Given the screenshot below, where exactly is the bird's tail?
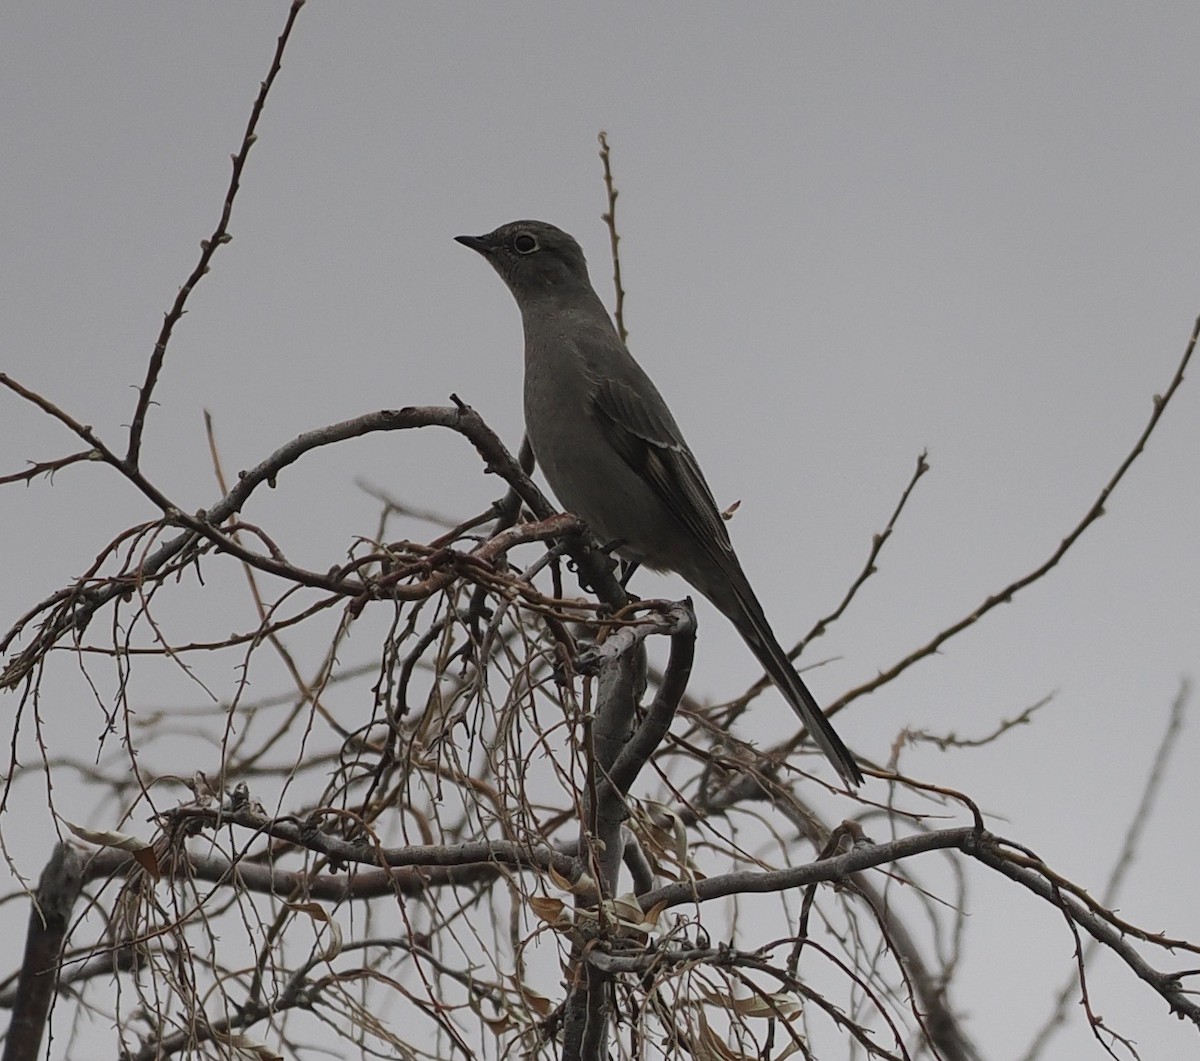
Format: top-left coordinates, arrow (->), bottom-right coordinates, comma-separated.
719,574 -> 863,787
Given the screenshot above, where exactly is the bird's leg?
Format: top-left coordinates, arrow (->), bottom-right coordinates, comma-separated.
596,536 -> 627,557
618,559 -> 641,590
595,537 -> 641,591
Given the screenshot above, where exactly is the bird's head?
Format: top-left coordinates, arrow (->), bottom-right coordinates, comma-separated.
456,220 -> 592,301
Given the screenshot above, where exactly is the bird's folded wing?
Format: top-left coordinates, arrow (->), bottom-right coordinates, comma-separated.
592,377 -> 736,558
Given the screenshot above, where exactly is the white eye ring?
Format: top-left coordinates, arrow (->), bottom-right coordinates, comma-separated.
512,232 -> 539,254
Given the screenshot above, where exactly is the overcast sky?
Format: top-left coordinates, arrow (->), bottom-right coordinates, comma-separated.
3,4 -> 1199,1057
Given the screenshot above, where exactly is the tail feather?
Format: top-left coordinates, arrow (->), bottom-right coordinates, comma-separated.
723,581 -> 863,787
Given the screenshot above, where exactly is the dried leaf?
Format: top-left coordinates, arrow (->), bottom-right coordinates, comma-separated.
696,1007 -> 748,1060
608,893 -> 645,924
210,1029 -> 284,1061
516,982 -> 553,1017
528,895 -> 567,926
699,984 -> 802,1019
286,901 -> 343,961
480,1012 -> 512,1035
64,821 -> 159,880
548,862 -> 597,898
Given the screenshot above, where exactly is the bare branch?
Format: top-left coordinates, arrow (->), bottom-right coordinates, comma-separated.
819,314 -> 1198,728
597,131 -> 628,342
125,0 -> 307,468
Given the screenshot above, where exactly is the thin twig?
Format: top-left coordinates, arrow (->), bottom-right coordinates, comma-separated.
819,314 -> 1198,728
1019,681 -> 1190,1061
598,131 -> 627,342
725,450 -> 930,720
125,0 -> 307,468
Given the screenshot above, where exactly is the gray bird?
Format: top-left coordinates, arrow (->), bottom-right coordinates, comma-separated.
456,220 -> 862,787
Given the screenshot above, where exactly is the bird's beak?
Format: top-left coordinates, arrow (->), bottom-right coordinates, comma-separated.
454,234 -> 491,254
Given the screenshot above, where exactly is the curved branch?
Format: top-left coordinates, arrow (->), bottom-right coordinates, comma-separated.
0,401 -> 623,689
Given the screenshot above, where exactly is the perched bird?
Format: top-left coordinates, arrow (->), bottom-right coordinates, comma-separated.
456,221 -> 862,786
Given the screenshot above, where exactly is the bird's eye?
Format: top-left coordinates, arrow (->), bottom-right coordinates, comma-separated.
512,232 -> 539,255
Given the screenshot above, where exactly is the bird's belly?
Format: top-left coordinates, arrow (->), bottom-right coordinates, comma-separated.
526,416 -> 672,569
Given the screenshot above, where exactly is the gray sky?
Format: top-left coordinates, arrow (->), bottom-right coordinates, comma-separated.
3,4 -> 1199,1057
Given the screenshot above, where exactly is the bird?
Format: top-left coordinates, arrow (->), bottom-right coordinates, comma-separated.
456,220 -> 862,787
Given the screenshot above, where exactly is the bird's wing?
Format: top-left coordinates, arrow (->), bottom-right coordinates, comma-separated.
592,377 -> 736,556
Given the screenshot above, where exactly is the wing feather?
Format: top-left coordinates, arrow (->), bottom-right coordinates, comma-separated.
591,378 -> 736,561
